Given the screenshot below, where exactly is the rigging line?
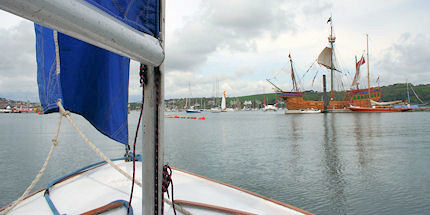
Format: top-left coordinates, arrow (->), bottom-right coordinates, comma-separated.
154,67 -> 161,215
301,60 -> 317,81
1,111 -> 63,215
56,100 -> 142,187
311,70 -> 320,87
127,64 -> 146,215
409,84 -> 425,104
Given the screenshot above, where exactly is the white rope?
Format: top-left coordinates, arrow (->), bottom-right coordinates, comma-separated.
2,101 -> 142,214
1,112 -> 63,215
53,30 -> 61,75
164,199 -> 192,215
56,100 -> 142,187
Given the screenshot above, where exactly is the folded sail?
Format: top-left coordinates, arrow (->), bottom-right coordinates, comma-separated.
370,100 -> 402,106
35,0 -> 160,145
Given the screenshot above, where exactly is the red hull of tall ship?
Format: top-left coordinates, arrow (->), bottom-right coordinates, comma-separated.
348,106 -> 411,112
277,87 -> 381,110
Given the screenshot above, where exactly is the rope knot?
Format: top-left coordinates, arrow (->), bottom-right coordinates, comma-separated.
140,64 -> 148,87
61,110 -> 70,117
162,164 -> 176,215
162,165 -> 172,194
51,139 -> 59,146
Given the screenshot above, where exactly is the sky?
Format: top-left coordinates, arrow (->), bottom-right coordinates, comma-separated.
0,0 -> 429,102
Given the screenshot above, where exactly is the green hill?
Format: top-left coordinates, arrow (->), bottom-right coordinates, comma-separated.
129,83 -> 429,110
381,83 -> 429,104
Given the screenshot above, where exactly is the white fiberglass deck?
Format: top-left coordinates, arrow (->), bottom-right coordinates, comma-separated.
3,160 -> 311,215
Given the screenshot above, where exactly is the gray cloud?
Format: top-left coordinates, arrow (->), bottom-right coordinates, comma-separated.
375,33 -> 430,85
301,0 -> 333,16
0,20 -> 37,101
165,0 -> 298,72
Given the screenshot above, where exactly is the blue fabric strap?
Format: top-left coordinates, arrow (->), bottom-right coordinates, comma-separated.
43,156 -> 142,214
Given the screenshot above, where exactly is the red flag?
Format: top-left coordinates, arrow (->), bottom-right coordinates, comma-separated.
356,55 -> 365,69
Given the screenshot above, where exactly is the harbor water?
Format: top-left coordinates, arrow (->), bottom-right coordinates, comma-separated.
1,111 -> 429,214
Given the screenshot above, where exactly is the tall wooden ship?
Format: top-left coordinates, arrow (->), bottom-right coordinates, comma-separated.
276,18 -> 380,110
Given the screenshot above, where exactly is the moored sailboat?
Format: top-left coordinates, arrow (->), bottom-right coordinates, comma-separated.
347,35 -> 410,112
275,18 -> 380,111
349,105 -> 411,112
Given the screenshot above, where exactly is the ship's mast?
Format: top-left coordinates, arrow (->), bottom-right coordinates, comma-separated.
367,34 -> 371,100
289,54 -> 299,92
406,81 -> 410,104
328,18 -> 336,100
352,55 -> 359,89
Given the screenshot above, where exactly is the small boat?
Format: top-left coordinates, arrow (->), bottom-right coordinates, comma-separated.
285,109 -> 321,114
185,108 -> 200,113
349,94 -> 412,112
263,104 -> 278,111
0,108 -> 12,113
349,106 -> 411,112
221,91 -> 227,112
210,107 -> 221,113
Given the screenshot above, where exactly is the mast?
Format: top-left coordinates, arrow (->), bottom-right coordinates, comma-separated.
367,34 -> 371,100
406,81 -> 410,104
351,56 -> 359,90
289,54 -> 299,92
328,18 -> 335,100
323,75 -> 328,112
215,79 -> 219,106
263,94 -> 266,107
143,0 -> 165,214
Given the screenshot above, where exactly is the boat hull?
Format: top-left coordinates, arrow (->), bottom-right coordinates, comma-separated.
185,110 -> 200,113
1,159 -> 312,215
285,109 -> 321,114
277,87 -> 381,110
348,106 -> 412,112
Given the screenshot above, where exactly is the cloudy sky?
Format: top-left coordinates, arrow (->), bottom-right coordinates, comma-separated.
0,0 -> 429,102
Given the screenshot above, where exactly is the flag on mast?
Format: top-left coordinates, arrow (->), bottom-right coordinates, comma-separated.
356,55 -> 366,69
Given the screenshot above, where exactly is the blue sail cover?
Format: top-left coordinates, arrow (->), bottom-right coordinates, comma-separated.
35,0 -> 160,145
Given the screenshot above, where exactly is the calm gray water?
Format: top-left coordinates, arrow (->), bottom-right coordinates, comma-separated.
1,111 -> 430,214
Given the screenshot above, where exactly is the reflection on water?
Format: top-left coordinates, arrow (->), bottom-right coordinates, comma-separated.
321,114 -> 346,214
286,115 -> 302,172
1,111 -> 430,214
